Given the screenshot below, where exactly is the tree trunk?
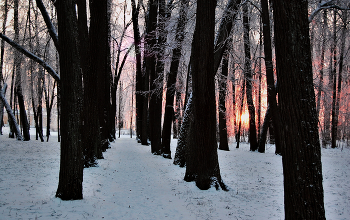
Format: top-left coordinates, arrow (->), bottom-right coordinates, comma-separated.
184,0 -> 226,190
213,0 -> 242,74
0,84 -> 22,140
316,10 -> 327,127
332,8 -> 347,149
162,0 -> 189,158
145,0 -> 159,153
218,51 -> 229,151
14,0 -> 30,141
243,2 -> 257,151
271,0 -> 326,218
131,0 -> 143,142
78,0 -> 102,167
90,0 -> 112,152
260,0 -> 282,154
0,0 -> 8,135
258,105 -> 270,153
55,0 -> 84,200
236,79 -> 245,148
174,93 -> 192,167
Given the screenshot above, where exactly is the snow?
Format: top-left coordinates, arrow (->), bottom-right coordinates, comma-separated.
0,127 -> 349,220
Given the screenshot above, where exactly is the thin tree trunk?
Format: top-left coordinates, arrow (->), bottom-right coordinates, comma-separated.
243,2 -> 257,151
218,51 -> 229,151
131,0 -> 143,142
0,0 -> 8,135
0,84 -> 22,140
236,79 -> 245,148
162,0 -> 189,158
332,8 -> 347,148
78,0 -> 102,166
145,0 -> 158,152
14,0 -> 30,141
317,10 -> 327,123
260,0 -> 282,154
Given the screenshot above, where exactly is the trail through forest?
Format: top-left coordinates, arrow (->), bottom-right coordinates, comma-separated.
0,129 -> 349,219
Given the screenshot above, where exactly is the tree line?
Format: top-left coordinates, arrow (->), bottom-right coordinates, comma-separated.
1,0 -> 349,219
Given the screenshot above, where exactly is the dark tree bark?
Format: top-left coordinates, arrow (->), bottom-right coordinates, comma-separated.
44,79 -> 56,142
260,0 -> 282,154
0,84 -> 22,140
55,0 -> 84,200
77,0 -> 102,167
151,0 -> 165,156
90,0 -> 112,152
162,0 -> 189,158
184,0 -> 226,191
131,0 -> 143,142
14,0 -> 30,141
145,0 -> 159,152
218,51 -> 229,151
242,2 -> 257,151
271,0 -> 326,218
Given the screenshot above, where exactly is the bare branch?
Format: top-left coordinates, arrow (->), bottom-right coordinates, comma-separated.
35,0 -> 59,49
0,33 -> 60,82
309,0 -> 350,23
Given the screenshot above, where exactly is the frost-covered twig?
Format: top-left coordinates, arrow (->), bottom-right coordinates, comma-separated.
309,0 -> 350,23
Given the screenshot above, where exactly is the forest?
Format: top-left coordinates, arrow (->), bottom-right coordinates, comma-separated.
0,0 -> 349,219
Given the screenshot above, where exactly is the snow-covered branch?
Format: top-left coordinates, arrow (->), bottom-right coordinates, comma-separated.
35,0 -> 59,49
0,33 -> 60,82
309,0 -> 350,23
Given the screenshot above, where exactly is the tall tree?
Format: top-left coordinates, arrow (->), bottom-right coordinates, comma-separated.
259,0 -> 282,154
145,0 -> 159,152
218,50 -> 229,151
332,7 -> 348,148
184,0 -> 226,190
55,0 -> 84,200
242,2 -> 257,151
0,0 -> 8,135
14,0 -> 30,141
90,0 -> 112,151
131,0 -> 143,142
271,0 -> 326,218
78,0 -> 102,167
162,0 -> 189,158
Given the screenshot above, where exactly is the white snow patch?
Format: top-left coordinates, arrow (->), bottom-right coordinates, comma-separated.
0,127 -> 349,219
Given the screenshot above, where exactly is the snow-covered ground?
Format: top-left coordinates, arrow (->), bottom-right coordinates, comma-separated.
0,127 -> 349,220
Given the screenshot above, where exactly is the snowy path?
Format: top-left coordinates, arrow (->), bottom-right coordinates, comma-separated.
0,132 -> 349,219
